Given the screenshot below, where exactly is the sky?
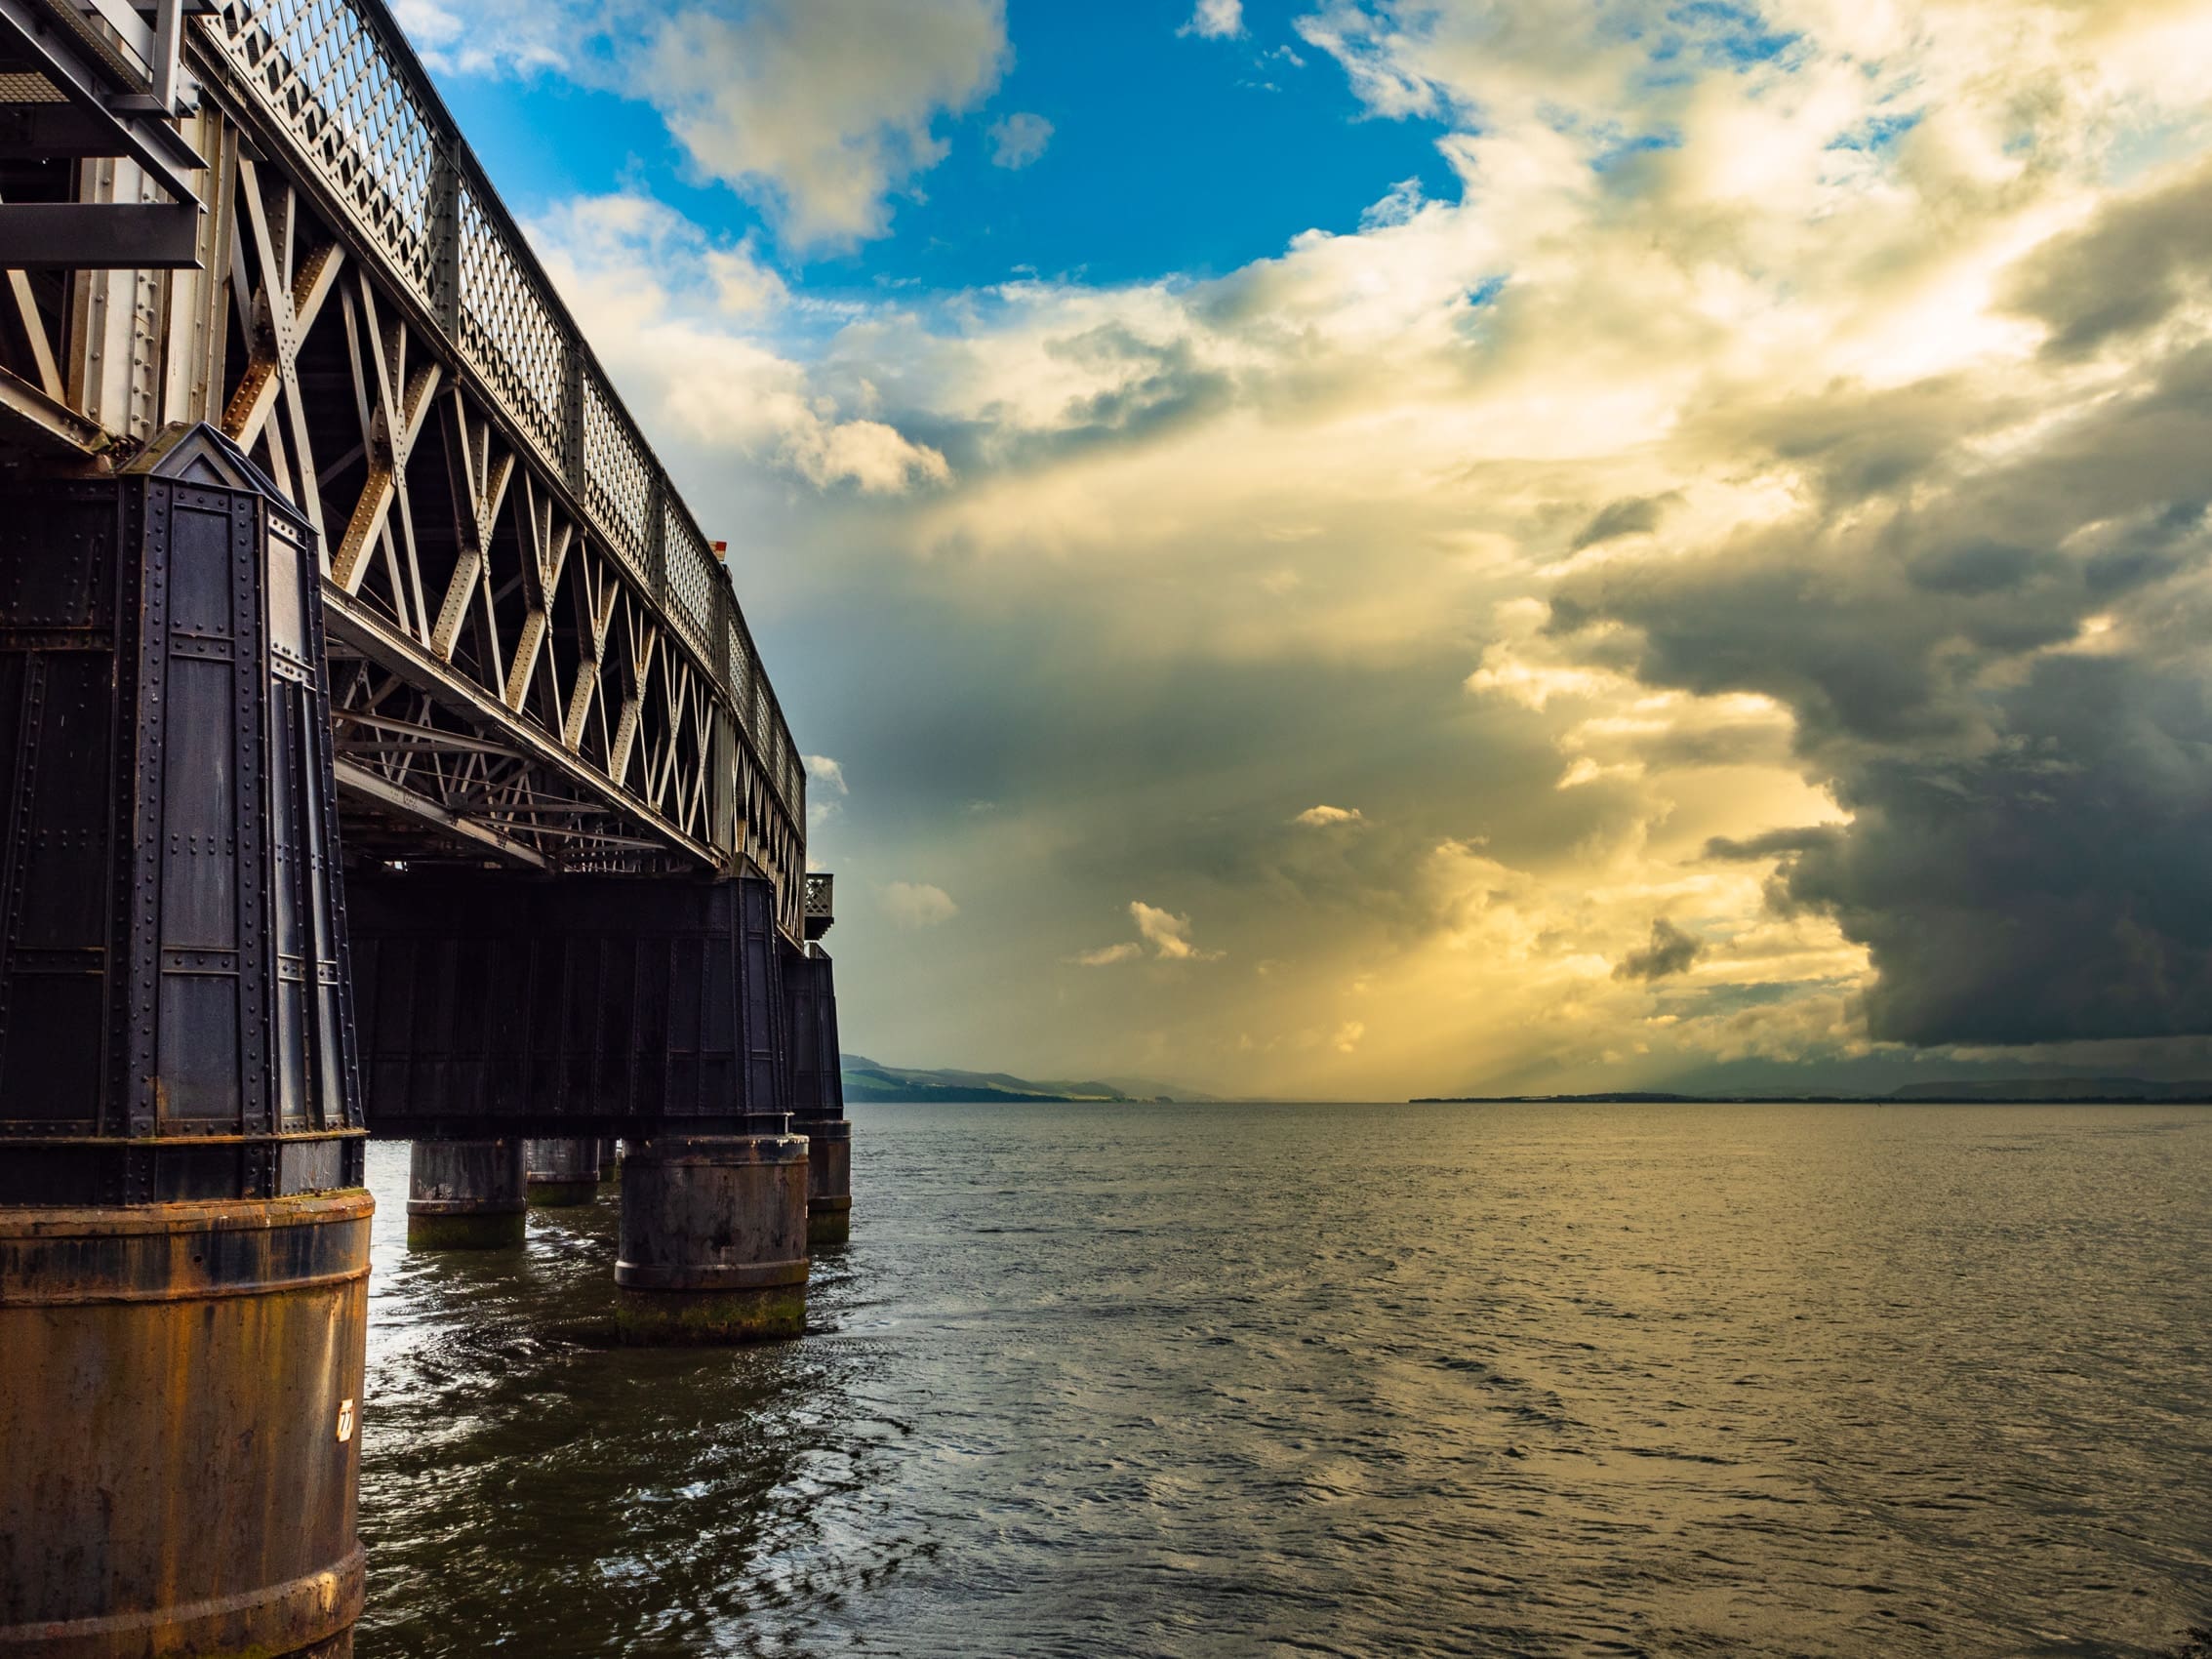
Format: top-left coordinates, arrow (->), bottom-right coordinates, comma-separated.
394,0 -> 2212,1099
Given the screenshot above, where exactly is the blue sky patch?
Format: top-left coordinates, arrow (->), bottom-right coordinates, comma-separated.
429,0 -> 1461,303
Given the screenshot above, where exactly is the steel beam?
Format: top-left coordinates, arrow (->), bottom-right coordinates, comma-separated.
0,200 -> 200,266
324,587 -> 722,871
333,756 -> 549,870
0,361 -> 105,452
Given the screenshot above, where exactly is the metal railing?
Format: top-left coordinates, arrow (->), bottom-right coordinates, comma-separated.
196,0 -> 809,828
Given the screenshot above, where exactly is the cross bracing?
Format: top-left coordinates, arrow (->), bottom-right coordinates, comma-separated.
0,0 -> 813,938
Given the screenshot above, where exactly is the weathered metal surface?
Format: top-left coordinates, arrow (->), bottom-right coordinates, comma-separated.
348,871 -> 792,1139
0,201 -> 201,266
804,872 -> 833,940
799,1118 -> 852,1247
783,946 -> 850,1242
0,425 -> 363,1206
783,947 -> 845,1121
0,1190 -> 371,1657
405,1137 -> 524,1250
523,1136 -> 599,1207
614,1133 -> 808,1344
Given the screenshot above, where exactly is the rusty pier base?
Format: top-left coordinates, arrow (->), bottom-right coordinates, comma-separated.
408,1139 -> 529,1249
794,1117 -> 852,1246
615,1131 -> 810,1343
526,1137 -> 602,1207
0,1195 -> 372,1659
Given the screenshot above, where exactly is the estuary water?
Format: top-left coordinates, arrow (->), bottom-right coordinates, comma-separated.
355,1103 -> 2212,1659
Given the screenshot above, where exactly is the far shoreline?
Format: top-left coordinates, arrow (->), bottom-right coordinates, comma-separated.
1410,1091 -> 2212,1106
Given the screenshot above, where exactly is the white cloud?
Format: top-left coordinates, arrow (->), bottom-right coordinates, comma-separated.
1293,804 -> 1365,827
1182,0 -> 1243,39
408,0 -> 1007,248
883,881 -> 959,928
1132,901 -> 1226,961
804,755 -> 849,830
770,0 -> 2212,1097
1359,177 -> 1426,231
1069,942 -> 1144,966
393,0 -> 568,73
531,194 -> 949,495
988,111 -> 1054,170
1334,1020 -> 1366,1053
647,0 -> 1005,247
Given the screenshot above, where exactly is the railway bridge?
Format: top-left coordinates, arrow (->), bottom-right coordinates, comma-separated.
0,0 -> 852,1651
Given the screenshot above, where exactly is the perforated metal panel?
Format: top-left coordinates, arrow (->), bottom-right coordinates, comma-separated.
457,182 -> 567,468
207,0 -> 442,306
664,504 -> 716,654
581,369 -> 654,569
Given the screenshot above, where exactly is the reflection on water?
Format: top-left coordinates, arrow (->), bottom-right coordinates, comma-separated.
357,1104 -> 2212,1658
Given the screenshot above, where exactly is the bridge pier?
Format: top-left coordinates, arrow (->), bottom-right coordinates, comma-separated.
0,431 -> 369,1658
615,1131 -> 810,1342
526,1137 -> 602,1207
785,947 -> 853,1246
408,1139 -> 529,1249
597,1138 -> 622,1182
352,872 -> 816,1342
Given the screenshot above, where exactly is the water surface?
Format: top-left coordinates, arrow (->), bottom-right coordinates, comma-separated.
357,1102 -> 2212,1657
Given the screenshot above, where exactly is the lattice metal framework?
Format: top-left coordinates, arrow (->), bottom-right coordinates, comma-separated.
0,0 -> 812,936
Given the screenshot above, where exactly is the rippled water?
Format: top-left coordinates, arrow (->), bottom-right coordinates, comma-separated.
356,1102 -> 2212,1658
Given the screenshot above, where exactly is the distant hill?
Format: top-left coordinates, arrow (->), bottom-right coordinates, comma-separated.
1887,1077 -> 2212,1103
840,1055 -> 1213,1105
1413,1077 -> 2212,1105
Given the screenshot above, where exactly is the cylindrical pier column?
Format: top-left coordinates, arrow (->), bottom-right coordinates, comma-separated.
615,1135 -> 810,1343
784,946 -> 853,1246
792,1116 -> 853,1246
408,1139 -> 528,1248
525,1138 -> 601,1207
0,433 -> 372,1657
0,1194 -> 372,1658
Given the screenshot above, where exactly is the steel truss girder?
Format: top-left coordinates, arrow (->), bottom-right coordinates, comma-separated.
0,9 -> 815,933
195,144 -> 802,906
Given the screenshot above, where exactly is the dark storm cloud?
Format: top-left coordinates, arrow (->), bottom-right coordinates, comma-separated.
1784,654 -> 2212,1044
2005,156 -> 2212,360
1704,827 -> 1838,862
1571,493 -> 1676,551
1615,918 -> 1703,982
1552,272 -> 2212,1045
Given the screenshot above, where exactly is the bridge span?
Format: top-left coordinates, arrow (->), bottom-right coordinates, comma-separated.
0,0 -> 854,1652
